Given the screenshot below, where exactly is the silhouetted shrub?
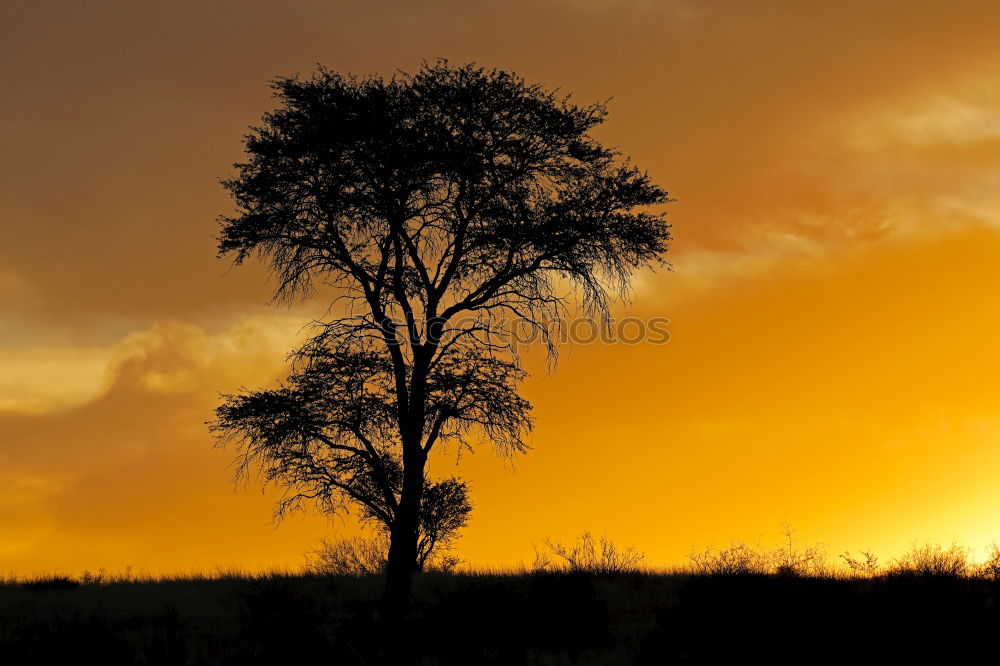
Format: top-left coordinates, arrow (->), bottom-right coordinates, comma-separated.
306,535 -> 388,575
687,525 -> 827,576
537,532 -> 644,574
688,541 -> 771,576
975,542 -> 1000,579
306,532 -> 463,575
840,549 -> 880,577
887,542 -> 971,578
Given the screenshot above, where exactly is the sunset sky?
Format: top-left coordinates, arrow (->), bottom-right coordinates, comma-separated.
6,0 -> 1000,575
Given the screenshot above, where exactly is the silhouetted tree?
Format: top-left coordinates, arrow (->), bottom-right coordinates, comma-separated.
212,346 -> 474,569
212,60 -> 671,613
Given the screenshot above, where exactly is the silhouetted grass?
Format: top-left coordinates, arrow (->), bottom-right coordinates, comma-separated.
4,563 -> 1000,664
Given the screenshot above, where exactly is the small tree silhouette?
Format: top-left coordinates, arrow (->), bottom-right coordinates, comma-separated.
211,60 -> 671,613
212,349 -> 473,569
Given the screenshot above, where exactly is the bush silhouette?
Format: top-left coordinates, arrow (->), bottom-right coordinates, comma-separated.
886,541 -> 972,578
536,532 -> 645,574
687,526 -> 827,577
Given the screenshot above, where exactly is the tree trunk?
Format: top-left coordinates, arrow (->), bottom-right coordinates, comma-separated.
383,450 -> 425,617
384,512 -> 418,615
383,349 -> 430,625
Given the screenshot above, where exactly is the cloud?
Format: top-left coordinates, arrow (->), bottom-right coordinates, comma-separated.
847,68 -> 1000,150
0,312 -> 309,416
667,58 -> 1000,286
0,313 -> 332,574
0,346 -> 113,414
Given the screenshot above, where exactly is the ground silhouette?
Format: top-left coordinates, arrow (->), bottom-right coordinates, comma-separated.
5,564 -> 1000,664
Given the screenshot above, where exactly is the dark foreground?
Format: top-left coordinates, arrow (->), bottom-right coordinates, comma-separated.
2,571 -> 1000,664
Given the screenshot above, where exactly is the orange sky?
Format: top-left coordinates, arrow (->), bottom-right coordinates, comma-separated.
5,0 -> 1000,574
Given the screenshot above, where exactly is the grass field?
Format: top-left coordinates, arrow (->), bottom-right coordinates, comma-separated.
3,566 -> 1000,664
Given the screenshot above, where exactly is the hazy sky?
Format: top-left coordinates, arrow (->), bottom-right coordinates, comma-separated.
5,0 -> 1000,573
